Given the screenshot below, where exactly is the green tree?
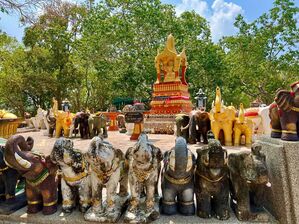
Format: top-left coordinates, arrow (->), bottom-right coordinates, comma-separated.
221,0 -> 299,105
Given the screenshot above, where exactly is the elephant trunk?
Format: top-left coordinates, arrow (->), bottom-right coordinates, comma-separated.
4,135 -> 34,171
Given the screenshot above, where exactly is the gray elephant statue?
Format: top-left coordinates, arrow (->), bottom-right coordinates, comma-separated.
195,139 -> 230,220
88,114 -> 108,138
175,113 -> 190,142
45,109 -> 56,137
84,136 -> 128,222
161,137 -> 195,216
124,133 -> 162,223
228,143 -> 271,221
50,138 -> 91,213
189,110 -> 211,144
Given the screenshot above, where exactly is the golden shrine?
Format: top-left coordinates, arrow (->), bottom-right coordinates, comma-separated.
150,34 -> 192,114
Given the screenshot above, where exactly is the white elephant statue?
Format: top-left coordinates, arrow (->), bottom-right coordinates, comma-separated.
245,106 -> 271,135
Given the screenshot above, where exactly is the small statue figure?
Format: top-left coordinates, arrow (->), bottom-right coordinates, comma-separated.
124,133 -> 162,223
269,81 -> 299,141
50,138 -> 91,213
61,98 -> 71,112
45,109 -> 56,137
3,135 -> 58,215
228,143 -> 272,221
195,139 -> 230,220
161,137 -> 196,216
84,136 -> 128,223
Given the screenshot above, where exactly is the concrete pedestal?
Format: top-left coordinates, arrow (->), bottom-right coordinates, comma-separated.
256,136 -> 299,224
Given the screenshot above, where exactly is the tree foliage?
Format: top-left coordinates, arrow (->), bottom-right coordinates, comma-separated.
0,0 -> 298,115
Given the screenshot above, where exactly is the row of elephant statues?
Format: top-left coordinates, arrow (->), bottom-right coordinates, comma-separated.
177,81 -> 299,146
0,133 -> 271,222
175,102 -> 256,147
24,99 -> 109,139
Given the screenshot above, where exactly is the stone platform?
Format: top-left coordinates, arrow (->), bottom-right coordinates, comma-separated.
0,131 -> 278,223
257,136 -> 299,224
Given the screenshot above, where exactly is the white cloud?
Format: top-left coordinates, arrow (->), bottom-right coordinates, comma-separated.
175,0 -> 208,17
210,0 -> 244,42
175,0 -> 244,42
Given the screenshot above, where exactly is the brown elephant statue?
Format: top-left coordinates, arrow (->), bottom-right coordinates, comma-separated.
3,135 -> 58,215
189,110 -> 210,144
228,143 -> 271,221
269,81 -> 299,141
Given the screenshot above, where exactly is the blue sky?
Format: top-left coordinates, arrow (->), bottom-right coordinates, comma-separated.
0,0 -> 280,42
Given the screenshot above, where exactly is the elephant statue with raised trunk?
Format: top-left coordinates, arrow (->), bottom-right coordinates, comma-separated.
189,110 -> 210,144
52,98 -> 74,138
0,138 -> 19,201
161,137 -> 196,216
228,143 -> 272,221
124,133 -> 162,223
269,81 -> 299,141
175,113 -> 190,142
3,135 -> 58,215
50,138 -> 91,213
234,103 -> 253,146
195,139 -> 230,220
210,87 -> 236,146
84,136 -> 128,223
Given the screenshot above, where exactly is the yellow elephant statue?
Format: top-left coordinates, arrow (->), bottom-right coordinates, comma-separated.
234,103 -> 253,146
209,87 -> 236,146
52,98 -> 74,138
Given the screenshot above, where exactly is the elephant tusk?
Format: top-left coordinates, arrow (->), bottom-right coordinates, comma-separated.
266,182 -> 272,187
14,152 -> 32,169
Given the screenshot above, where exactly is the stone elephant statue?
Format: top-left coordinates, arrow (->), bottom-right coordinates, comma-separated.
175,113 -> 190,142
3,135 -> 58,215
74,112 -> 90,139
50,138 -> 91,213
84,136 -> 128,222
0,138 -> 19,201
228,143 -> 271,221
161,137 -> 196,216
269,81 -> 299,141
124,133 -> 162,223
88,114 -> 108,138
189,110 -> 210,144
195,139 -> 229,220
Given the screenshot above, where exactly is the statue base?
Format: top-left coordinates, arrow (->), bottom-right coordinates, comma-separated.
124,196 -> 160,223
0,192 -> 27,215
130,123 -> 143,141
84,194 -> 129,223
256,136 -> 299,224
150,82 -> 192,114
143,114 -> 175,134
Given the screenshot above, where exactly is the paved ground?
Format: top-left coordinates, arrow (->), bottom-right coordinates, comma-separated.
0,129 -> 277,224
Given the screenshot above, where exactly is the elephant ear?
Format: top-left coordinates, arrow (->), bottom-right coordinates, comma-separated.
275,90 -> 294,112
